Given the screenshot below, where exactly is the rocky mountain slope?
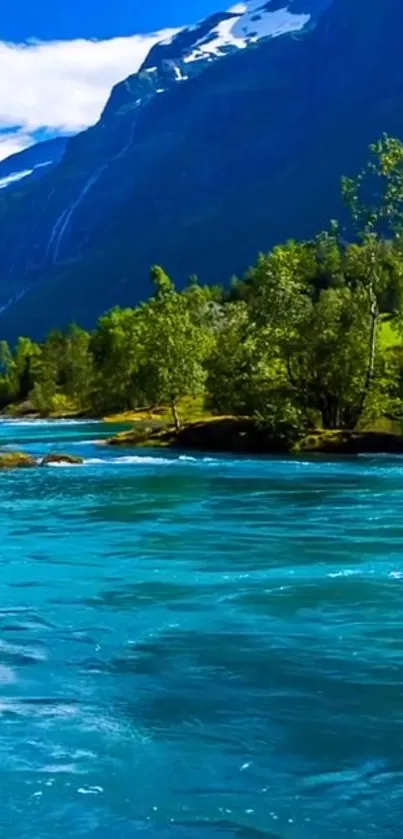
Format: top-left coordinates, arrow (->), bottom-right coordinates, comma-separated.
0,0 -> 401,339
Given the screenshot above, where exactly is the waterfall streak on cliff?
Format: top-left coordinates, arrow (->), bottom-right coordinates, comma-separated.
48,115 -> 140,265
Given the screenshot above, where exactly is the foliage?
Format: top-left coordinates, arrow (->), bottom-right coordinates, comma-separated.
341,136 -> 403,419
91,307 -> 146,413
342,135 -> 403,236
205,302 -> 258,415
284,283 -> 391,429
137,267 -> 213,429
2,136 -> 403,440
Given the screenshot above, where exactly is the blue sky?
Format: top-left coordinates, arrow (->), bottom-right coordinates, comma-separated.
0,0 -> 225,161
2,1 -> 223,42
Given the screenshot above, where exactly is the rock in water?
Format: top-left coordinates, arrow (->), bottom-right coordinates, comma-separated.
0,452 -> 36,469
40,453 -> 84,466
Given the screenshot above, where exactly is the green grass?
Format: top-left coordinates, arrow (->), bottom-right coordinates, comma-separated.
104,396 -> 217,426
379,316 -> 402,350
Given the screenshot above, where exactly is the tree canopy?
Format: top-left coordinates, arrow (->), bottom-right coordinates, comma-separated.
2,136 -> 403,442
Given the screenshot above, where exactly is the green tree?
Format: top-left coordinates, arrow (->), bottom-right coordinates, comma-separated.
244,241 -> 315,341
285,284 -> 380,428
0,340 -> 14,408
61,325 -> 94,408
12,337 -> 42,401
91,307 -> 146,413
206,302 -> 256,414
342,135 -> 403,417
141,267 -> 212,431
28,327 -> 94,414
239,232 -> 402,430
0,340 -> 12,375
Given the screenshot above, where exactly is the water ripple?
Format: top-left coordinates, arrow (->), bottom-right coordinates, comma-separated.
1,421 -> 403,837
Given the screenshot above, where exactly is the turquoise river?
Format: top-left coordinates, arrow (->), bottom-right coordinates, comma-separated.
0,419 -> 402,839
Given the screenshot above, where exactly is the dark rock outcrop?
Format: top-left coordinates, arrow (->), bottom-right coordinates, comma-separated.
40,453 -> 84,466
0,451 -> 84,469
296,431 -> 403,455
106,419 -> 403,456
107,418 -> 290,453
173,418 -> 289,453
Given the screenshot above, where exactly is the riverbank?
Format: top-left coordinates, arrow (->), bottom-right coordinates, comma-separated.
4,403 -> 403,458
1,396 -> 208,425
106,417 -> 403,456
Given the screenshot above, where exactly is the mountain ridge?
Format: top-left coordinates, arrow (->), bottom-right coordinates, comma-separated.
102,0 -> 325,120
0,0 -> 401,340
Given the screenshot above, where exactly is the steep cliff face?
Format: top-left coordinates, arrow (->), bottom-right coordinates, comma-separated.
0,0 -> 401,339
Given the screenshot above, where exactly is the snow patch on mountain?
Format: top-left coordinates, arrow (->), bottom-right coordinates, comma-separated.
102,1 -> 315,121
0,138 -> 66,192
0,160 -> 53,190
0,169 -> 33,190
182,2 -> 311,64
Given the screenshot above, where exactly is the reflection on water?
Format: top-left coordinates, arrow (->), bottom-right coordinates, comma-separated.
1,421 -> 403,837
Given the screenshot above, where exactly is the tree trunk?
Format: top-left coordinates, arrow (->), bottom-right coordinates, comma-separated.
171,401 -> 181,433
355,283 -> 378,426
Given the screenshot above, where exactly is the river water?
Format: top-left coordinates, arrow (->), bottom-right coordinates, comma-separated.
0,419 -> 402,838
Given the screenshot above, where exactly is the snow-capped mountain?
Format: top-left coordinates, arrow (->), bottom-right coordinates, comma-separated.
181,1 -> 311,58
103,0 -> 326,119
0,138 -> 67,192
0,0 -> 401,340
146,0 -> 315,69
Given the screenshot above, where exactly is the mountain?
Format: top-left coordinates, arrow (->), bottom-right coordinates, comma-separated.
0,0 -> 401,339
101,0 -> 328,121
0,138 -> 67,192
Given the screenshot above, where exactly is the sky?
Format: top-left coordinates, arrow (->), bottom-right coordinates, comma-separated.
0,0 -> 225,162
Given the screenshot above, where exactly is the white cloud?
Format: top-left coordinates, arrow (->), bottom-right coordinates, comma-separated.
0,132 -> 34,160
0,28 -> 180,161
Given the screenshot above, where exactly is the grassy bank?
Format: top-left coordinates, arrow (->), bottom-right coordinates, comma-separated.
5,394 -> 403,458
